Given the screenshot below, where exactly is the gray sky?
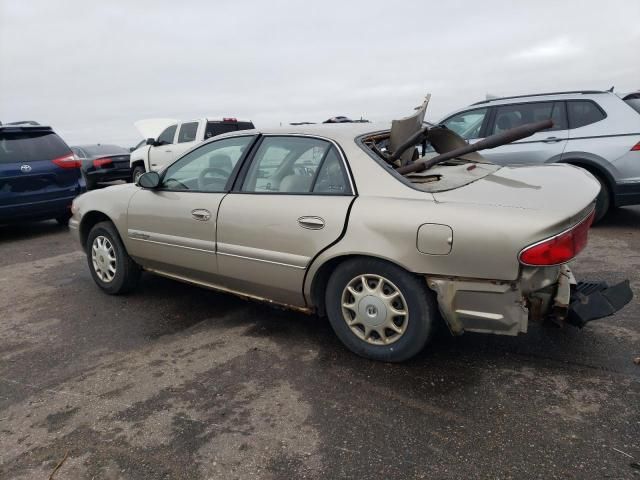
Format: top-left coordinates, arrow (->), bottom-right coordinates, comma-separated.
1,0 -> 639,146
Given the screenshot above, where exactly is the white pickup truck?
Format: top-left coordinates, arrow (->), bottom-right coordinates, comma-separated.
129,117 -> 254,181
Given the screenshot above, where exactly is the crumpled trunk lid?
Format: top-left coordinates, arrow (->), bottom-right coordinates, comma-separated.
433,163 -> 599,218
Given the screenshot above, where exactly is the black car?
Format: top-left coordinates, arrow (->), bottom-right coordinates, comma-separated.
71,144 -> 131,190
0,122 -> 83,224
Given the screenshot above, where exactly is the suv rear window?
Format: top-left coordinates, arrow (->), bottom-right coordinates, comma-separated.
567,101 -> 606,128
205,121 -> 255,139
0,130 -> 71,164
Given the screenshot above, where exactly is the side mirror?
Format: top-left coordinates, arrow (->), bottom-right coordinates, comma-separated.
137,171 -> 161,189
129,146 -> 135,152
146,138 -> 156,146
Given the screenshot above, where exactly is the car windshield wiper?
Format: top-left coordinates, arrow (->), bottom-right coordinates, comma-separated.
389,119 -> 553,175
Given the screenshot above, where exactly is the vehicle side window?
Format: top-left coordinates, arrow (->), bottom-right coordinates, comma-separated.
157,125 -> 177,145
312,148 -> 349,194
161,136 -> 254,192
491,102 -> 565,134
567,101 -> 606,129
177,122 -> 198,143
442,108 -> 488,140
241,136 -> 333,194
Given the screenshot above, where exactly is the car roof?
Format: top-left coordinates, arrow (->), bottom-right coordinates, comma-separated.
212,122 -> 388,144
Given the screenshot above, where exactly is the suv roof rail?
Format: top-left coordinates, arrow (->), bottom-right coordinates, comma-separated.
471,90 -> 608,105
5,120 -> 41,126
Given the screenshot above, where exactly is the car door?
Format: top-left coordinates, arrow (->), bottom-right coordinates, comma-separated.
148,124 -> 178,171
126,135 -> 256,283
216,135 -> 355,307
479,101 -> 569,165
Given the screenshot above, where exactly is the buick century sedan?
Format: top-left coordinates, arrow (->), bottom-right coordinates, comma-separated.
69,105 -> 632,362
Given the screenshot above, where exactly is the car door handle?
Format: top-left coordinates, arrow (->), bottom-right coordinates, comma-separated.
543,136 -> 562,143
165,149 -> 172,153
191,209 -> 211,221
298,216 -> 325,230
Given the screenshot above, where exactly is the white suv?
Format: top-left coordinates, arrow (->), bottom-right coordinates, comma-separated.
437,90 -> 640,221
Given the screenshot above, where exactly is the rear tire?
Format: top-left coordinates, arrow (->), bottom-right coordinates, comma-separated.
86,221 -> 141,294
132,165 -> 146,183
325,258 -> 436,362
592,174 -> 611,223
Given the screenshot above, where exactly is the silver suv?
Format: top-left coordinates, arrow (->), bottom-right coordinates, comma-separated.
437,90 -> 640,221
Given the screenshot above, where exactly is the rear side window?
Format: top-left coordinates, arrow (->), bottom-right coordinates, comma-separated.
177,122 -> 198,143
491,102 -> 566,134
157,125 -> 177,145
567,101 -> 606,129
0,131 -> 71,164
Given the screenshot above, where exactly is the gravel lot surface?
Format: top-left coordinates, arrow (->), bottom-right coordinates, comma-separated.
1,207 -> 639,479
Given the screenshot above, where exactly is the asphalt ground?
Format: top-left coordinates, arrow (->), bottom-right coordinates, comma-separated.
1,206 -> 639,479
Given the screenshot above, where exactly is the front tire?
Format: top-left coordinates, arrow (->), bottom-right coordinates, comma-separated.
86,221 -> 141,294
325,258 -> 437,362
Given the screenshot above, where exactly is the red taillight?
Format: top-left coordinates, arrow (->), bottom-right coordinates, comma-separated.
631,141 -> 640,151
52,153 -> 82,169
519,211 -> 595,266
222,117 -> 237,122
92,157 -> 113,168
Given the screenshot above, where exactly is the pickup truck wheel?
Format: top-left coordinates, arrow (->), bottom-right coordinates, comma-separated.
325,258 -> 436,362
86,221 -> 140,294
592,174 -> 610,223
132,165 -> 146,183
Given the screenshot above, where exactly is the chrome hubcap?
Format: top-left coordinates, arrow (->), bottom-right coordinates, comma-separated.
341,274 -> 408,345
91,235 -> 117,283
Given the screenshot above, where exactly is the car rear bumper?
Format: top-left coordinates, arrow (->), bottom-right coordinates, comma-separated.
0,195 -> 76,223
614,181 -> 640,207
427,265 -> 633,336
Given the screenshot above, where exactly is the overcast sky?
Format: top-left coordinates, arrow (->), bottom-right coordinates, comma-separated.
1,0 -> 639,146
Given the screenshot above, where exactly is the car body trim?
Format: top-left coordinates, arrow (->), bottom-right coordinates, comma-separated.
128,231 -> 215,254
216,242 -> 307,270
144,266 -> 312,313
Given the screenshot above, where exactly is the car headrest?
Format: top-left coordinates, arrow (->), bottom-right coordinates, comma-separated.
279,174 -> 312,193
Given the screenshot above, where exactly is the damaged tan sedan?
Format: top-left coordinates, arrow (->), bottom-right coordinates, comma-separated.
69,100 -> 632,362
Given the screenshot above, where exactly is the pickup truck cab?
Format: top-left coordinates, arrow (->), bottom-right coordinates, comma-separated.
129,117 -> 254,181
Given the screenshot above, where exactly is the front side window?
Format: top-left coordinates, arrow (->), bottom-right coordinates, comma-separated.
241,136 -> 346,194
161,136 -> 254,192
491,102 -> 566,134
442,108 -> 488,140
177,122 -> 198,143
567,101 -> 606,129
157,125 -> 177,145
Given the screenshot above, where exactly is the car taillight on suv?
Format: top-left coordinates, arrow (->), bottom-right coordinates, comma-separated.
631,141 -> 640,151
52,153 -> 82,169
519,210 -> 595,266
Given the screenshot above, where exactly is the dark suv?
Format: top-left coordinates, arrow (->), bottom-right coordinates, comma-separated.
0,122 -> 84,224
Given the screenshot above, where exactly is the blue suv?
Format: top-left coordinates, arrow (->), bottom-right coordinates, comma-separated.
0,122 -> 84,225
